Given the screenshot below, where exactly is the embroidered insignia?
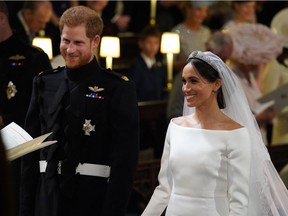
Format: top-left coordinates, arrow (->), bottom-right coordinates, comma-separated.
8,54 -> 26,61
6,81 -> 17,99
121,76 -> 129,81
82,119 -> 95,136
87,86 -> 104,99
85,93 -> 104,99
88,86 -> 104,92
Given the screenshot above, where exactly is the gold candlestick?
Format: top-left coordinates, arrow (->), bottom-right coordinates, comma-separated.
160,32 -> 180,91
150,0 -> 157,25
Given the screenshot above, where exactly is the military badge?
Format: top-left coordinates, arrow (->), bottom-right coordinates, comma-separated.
8,54 -> 26,61
6,81 -> 17,99
86,86 -> 105,99
82,119 -> 95,136
88,86 -> 104,92
121,76 -> 129,81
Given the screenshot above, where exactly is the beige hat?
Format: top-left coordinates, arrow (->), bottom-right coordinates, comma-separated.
228,23 -> 285,65
271,8 -> 288,48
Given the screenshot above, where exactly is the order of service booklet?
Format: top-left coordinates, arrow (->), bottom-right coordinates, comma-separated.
0,122 -> 57,161
252,83 -> 288,115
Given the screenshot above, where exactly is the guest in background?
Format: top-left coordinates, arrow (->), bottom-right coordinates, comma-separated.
222,1 -> 269,90
101,0 -> 133,33
85,1 -> 109,17
171,0 -> 212,72
128,25 -> 166,161
262,9 -> 288,187
262,47 -> 288,146
0,0 -> 52,133
223,1 -> 257,29
228,23 -> 284,145
261,8 -> 288,146
0,1 -> 52,215
204,1 -> 233,31
156,1 -> 184,32
85,0 -> 120,36
129,25 -> 167,102
9,1 -> 53,45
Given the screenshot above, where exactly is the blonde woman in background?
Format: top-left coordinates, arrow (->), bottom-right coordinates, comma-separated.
171,0 -> 212,72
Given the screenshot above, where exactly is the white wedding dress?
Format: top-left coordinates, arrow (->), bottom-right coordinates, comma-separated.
142,120 -> 252,216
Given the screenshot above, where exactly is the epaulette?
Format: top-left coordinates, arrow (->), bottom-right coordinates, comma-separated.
38,66 -> 65,76
106,68 -> 129,81
32,45 -> 46,53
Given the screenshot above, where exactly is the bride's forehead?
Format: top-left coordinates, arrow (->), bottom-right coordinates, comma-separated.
183,64 -> 201,77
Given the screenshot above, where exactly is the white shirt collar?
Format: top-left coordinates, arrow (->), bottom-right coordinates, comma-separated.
141,52 -> 156,69
17,10 -> 30,36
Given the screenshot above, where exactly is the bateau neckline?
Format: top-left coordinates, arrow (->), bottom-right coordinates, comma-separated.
171,119 -> 246,132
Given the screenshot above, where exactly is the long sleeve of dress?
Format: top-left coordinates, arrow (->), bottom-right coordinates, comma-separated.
227,128 -> 251,216
141,124 -> 172,216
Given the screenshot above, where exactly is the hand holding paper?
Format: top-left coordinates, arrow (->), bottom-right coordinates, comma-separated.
257,83 -> 288,113
0,122 -> 57,161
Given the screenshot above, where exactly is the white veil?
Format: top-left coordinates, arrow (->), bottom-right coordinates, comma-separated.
183,51 -> 288,215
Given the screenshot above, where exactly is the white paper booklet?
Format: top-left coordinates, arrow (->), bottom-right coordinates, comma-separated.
257,83 -> 288,112
0,122 -> 57,161
252,100 -> 275,115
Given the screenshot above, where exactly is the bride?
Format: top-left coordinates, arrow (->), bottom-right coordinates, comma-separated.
141,51 -> 288,216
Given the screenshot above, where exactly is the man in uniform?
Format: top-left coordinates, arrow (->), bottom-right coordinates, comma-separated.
0,2 -> 52,215
20,5 -> 139,216
0,1 -> 52,129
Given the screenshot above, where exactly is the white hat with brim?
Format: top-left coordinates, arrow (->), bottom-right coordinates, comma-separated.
228,23 -> 285,65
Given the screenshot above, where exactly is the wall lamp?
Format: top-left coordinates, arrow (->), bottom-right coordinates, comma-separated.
100,36 -> 120,69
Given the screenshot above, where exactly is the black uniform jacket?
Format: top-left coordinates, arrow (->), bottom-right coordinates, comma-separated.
20,58 -> 139,216
10,15 -> 31,45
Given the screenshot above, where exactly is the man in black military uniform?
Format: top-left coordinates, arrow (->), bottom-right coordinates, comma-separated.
0,2 -> 52,215
20,5 -> 139,216
0,2 -> 52,129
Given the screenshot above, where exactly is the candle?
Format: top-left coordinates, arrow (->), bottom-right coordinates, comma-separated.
150,0 -> 157,25
167,53 -> 173,83
166,53 -> 173,90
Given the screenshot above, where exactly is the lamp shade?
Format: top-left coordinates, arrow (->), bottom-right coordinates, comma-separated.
100,36 -> 120,58
32,37 -> 53,60
160,32 -> 180,54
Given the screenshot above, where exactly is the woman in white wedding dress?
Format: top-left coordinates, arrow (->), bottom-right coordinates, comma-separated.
142,51 -> 288,216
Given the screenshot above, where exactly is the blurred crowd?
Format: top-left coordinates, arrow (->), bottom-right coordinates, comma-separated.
4,1 -> 287,55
